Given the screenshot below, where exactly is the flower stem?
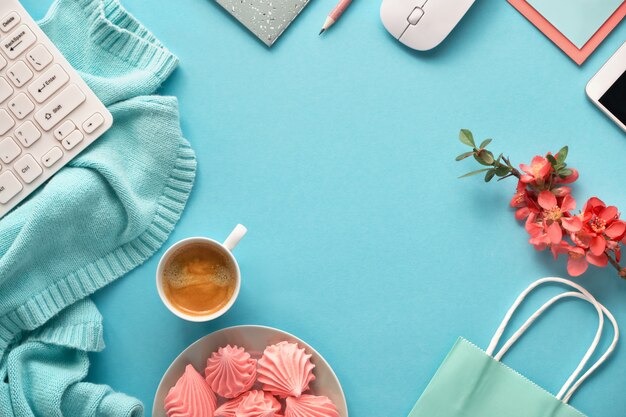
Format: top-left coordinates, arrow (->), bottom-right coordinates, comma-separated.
606,251 -> 626,279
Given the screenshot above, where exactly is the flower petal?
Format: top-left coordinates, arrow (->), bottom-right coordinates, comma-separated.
587,252 -> 608,268
534,156 -> 552,178
561,194 -> 576,212
519,164 -> 532,174
589,235 -> 606,256
568,255 -> 588,277
515,207 -> 530,221
562,216 -> 582,232
600,206 -> 618,222
551,241 -> 569,259
605,221 -> 626,239
547,222 -> 562,244
538,191 -> 557,210
584,197 -> 604,214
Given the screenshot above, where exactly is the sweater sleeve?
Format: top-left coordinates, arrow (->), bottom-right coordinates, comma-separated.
38,0 -> 179,105
1,299 -> 143,417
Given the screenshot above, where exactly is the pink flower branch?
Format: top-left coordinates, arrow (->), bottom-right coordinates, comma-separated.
457,129 -> 626,279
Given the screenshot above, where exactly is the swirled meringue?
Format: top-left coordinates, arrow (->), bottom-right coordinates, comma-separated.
215,394 -> 246,417
236,390 -> 282,417
205,345 -> 257,398
285,395 -> 339,417
257,341 -> 315,398
165,364 -> 217,417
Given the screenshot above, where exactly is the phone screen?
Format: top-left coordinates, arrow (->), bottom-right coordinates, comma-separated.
600,70 -> 626,125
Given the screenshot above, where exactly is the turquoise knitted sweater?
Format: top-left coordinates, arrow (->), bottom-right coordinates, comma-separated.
0,0 -> 196,416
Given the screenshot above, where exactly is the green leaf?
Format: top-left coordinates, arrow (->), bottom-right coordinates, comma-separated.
495,165 -> 510,176
459,168 -> 490,179
557,146 -> 568,163
455,151 -> 474,161
560,168 -> 573,178
459,129 -> 475,147
474,150 -> 495,165
546,154 -> 557,166
485,170 -> 496,182
479,138 -> 493,149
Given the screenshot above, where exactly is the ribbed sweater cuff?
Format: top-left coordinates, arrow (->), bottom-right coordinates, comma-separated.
42,0 -> 179,84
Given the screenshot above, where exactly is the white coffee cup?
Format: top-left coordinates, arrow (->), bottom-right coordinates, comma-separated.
156,224 -> 247,322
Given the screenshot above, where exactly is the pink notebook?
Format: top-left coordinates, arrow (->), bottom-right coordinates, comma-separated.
509,0 -> 626,65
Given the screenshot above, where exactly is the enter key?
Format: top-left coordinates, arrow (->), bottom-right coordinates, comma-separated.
27,64 -> 69,103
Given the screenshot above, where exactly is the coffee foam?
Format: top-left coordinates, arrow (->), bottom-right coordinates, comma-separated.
163,244 -> 235,289
165,261 -> 232,289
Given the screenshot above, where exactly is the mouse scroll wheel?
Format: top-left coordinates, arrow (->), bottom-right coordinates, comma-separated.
407,7 -> 424,25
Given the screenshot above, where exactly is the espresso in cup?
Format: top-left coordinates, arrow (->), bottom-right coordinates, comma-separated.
161,243 -> 237,316
157,225 -> 247,322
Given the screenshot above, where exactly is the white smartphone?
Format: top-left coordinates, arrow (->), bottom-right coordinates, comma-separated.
586,41 -> 626,133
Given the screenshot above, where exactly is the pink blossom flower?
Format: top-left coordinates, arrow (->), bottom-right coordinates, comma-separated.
537,191 -> 582,235
510,181 -> 538,220
562,245 -> 588,276
581,197 -> 626,256
525,213 -> 551,250
553,243 -> 608,277
520,156 -> 552,185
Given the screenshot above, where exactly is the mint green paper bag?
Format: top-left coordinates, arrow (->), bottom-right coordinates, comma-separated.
408,278 -> 619,417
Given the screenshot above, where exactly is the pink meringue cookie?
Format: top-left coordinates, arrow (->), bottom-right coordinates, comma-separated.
236,390 -> 282,417
205,345 -> 257,398
285,395 -> 339,417
257,341 -> 315,398
215,394 -> 246,417
165,364 -> 217,417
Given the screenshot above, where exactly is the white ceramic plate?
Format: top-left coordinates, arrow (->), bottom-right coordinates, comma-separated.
153,325 -> 348,417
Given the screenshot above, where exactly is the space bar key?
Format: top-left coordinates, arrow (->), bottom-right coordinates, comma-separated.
35,84 -> 86,131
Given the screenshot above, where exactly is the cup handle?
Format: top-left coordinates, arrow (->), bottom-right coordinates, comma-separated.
223,224 -> 247,251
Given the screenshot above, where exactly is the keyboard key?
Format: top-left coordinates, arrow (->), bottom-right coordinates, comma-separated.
0,78 -> 13,103
0,110 -> 15,135
7,60 -> 33,87
0,55 -> 6,71
8,93 -> 34,119
14,154 -> 42,184
83,113 -> 104,134
26,44 -> 53,71
41,146 -> 63,168
61,130 -> 83,150
15,121 -> 40,147
35,84 -> 86,131
0,137 -> 21,163
54,120 -> 76,141
3,25 -> 37,59
0,171 -> 22,204
0,12 -> 20,33
28,64 -> 69,103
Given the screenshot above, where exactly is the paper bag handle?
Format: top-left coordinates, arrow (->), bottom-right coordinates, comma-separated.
486,277 -> 619,403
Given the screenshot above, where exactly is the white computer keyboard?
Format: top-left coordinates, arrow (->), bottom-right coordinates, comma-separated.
0,0 -> 113,219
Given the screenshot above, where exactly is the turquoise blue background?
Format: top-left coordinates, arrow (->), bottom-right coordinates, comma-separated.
22,0 -> 626,416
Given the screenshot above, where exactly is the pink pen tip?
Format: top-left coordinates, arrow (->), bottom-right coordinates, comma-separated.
319,28 -> 325,35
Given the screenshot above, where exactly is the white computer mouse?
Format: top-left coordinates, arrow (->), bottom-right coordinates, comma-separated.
380,0 -> 476,51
